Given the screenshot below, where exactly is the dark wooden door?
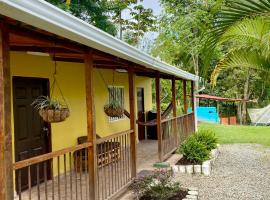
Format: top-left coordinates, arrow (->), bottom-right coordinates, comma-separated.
137,88 -> 145,140
13,77 -> 51,191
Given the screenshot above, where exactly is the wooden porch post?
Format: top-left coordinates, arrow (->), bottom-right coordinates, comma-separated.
191,81 -> 195,112
172,77 -> 177,117
85,49 -> 97,200
155,73 -> 162,161
183,79 -> 187,114
0,22 -> 13,200
128,67 -> 137,178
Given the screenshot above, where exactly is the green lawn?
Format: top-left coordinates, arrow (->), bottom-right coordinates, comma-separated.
199,123 -> 270,146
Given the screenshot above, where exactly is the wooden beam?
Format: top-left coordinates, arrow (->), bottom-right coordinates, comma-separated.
0,22 -> 13,200
172,77 -> 177,117
183,80 -> 187,114
8,25 -> 85,53
85,49 -> 97,200
128,67 -> 137,178
155,73 -> 162,161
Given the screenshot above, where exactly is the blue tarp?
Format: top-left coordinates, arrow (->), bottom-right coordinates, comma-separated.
188,107 -> 220,123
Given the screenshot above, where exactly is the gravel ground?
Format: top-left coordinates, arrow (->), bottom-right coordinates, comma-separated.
174,144 -> 270,200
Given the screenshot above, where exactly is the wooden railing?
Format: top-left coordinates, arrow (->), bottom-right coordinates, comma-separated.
96,130 -> 133,200
161,112 -> 195,160
13,142 -> 92,200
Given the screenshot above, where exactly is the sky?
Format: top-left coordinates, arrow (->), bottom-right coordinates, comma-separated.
141,0 -> 162,15
122,0 -> 162,19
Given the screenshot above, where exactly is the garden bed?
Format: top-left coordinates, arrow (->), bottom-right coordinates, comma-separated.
172,145 -> 220,175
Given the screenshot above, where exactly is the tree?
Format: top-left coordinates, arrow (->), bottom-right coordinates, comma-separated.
46,0 -> 117,35
109,1 -> 157,46
152,0 -> 224,90
123,4 -> 157,46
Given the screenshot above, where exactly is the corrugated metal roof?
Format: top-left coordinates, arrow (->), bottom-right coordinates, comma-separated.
0,0 -> 198,81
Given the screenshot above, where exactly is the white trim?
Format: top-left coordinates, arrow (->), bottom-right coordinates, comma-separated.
0,0 -> 198,81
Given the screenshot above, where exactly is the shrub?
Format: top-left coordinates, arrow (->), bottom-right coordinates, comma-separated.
177,135 -> 210,164
195,129 -> 218,151
130,171 -> 181,200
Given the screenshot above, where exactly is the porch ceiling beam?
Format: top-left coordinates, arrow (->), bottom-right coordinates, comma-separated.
0,22 -> 13,200
10,46 -> 80,54
8,24 -> 85,53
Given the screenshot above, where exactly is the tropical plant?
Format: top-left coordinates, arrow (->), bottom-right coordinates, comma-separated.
32,96 -> 70,123
204,0 -> 270,85
32,96 -> 64,110
177,135 -> 210,164
194,129 -> 218,151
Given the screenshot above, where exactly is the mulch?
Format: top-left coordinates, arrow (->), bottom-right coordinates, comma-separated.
176,156 -> 202,165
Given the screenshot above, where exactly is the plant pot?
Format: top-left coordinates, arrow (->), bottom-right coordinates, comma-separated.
194,165 -> 202,174
104,106 -> 124,118
39,108 -> 70,123
186,165 -> 194,174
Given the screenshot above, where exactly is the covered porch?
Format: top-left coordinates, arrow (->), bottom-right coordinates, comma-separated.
0,1 -> 197,200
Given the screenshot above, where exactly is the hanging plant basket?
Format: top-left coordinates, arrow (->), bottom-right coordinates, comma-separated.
104,104 -> 124,118
32,96 -> 70,123
39,108 -> 70,123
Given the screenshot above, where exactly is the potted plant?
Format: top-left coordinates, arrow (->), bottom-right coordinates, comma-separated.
32,96 -> 70,123
104,100 -> 124,118
104,86 -> 124,118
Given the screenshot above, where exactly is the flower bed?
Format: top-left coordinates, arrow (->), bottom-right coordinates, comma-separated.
172,144 -> 220,176
172,129 -> 219,176
130,170 -> 199,200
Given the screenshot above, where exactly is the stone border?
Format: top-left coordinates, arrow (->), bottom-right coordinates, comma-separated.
182,187 -> 199,200
172,144 -> 220,176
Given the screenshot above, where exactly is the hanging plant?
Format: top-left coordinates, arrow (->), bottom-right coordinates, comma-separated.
32,43 -> 70,123
99,69 -> 125,118
104,98 -> 124,118
32,96 -> 70,123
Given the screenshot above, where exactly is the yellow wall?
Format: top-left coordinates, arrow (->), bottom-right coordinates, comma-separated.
10,52 -> 152,159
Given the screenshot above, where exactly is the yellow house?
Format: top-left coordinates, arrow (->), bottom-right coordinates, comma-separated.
0,1 -> 198,200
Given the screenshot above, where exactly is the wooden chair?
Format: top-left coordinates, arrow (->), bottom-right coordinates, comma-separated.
74,135 -> 121,171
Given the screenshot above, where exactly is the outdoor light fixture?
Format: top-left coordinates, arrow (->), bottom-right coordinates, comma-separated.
27,51 -> 50,57
116,69 -> 128,73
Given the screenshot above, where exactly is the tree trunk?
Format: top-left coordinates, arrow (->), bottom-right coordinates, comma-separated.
242,69 -> 251,125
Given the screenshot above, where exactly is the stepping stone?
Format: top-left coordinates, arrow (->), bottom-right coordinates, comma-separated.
153,162 -> 170,169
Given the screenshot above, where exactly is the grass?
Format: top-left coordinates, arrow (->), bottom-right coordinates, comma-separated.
199,123 -> 270,147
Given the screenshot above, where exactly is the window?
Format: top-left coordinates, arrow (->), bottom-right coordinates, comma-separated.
108,86 -> 125,122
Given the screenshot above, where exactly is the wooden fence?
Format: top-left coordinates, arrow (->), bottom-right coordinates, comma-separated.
13,142 -> 92,200
161,112 -> 195,161
96,130 -> 133,200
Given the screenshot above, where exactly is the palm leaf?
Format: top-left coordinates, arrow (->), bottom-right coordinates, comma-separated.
211,49 -> 270,86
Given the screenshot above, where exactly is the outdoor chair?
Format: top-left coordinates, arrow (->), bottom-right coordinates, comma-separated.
74,135 -> 121,171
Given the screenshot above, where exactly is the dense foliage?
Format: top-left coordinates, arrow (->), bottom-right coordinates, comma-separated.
194,130 -> 218,151
177,135 -> 210,163
151,0 -> 270,124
